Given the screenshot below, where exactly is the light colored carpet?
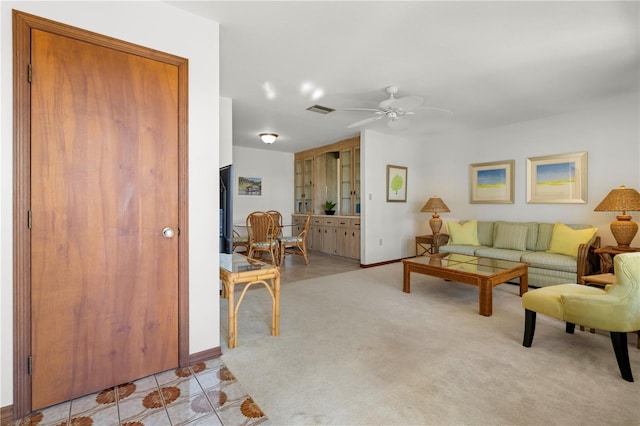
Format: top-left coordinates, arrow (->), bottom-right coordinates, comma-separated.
220,263 -> 640,425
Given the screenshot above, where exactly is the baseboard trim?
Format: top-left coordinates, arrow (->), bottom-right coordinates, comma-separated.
360,258 -> 402,268
1,405 -> 13,426
188,347 -> 222,365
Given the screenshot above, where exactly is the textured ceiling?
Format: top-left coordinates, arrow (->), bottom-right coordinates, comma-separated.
168,1 -> 639,153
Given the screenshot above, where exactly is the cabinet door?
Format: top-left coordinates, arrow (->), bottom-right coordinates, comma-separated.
322,218 -> 337,254
353,147 -> 361,214
303,158 -> 314,213
340,148 -> 352,215
294,161 -> 304,213
335,218 -> 350,257
349,218 -> 361,259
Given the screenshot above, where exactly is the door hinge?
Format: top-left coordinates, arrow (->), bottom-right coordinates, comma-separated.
28,356 -> 33,375
28,210 -> 32,229
28,64 -> 32,83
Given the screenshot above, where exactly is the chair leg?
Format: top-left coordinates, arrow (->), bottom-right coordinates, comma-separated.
611,332 -> 634,382
523,309 -> 536,347
566,322 -> 575,334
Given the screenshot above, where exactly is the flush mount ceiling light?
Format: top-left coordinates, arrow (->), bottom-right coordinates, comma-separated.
259,132 -> 278,144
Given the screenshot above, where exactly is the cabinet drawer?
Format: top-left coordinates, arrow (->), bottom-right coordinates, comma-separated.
311,217 -> 323,226
350,218 -> 361,229
322,217 -> 337,227
336,218 -> 350,228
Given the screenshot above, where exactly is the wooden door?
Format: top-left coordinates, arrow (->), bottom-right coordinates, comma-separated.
29,28 -> 179,409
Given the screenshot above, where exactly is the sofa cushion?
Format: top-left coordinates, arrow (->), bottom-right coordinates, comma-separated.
547,222 -> 597,257
474,247 -> 528,262
493,222 -> 528,251
439,245 -> 487,256
477,221 -> 495,246
536,222 -> 596,252
446,220 -> 480,245
521,251 -> 577,273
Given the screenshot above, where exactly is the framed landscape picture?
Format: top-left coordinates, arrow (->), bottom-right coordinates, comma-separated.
386,165 -> 407,202
526,151 -> 587,203
238,176 -> 262,197
469,160 -> 515,204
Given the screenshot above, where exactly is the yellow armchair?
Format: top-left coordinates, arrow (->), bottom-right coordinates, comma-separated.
521,252 -> 640,381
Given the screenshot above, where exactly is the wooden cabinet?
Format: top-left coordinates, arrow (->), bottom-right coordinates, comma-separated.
339,146 -> 360,216
294,136 -> 359,215
294,214 -> 359,260
294,156 -> 314,213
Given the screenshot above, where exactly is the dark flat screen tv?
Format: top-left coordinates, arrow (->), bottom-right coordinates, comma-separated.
219,165 -> 233,254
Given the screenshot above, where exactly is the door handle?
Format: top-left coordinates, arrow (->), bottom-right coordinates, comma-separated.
162,227 -> 175,238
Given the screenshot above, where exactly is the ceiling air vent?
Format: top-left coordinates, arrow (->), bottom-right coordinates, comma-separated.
306,104 -> 335,114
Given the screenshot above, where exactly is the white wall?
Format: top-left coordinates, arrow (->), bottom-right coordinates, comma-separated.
232,146 -> 294,235
220,96 -> 233,167
1,1 -> 220,407
361,130 -> 427,264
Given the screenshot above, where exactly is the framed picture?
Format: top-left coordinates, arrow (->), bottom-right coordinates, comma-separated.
469,160 -> 515,204
237,176 -> 262,197
386,165 -> 407,202
527,151 -> 587,204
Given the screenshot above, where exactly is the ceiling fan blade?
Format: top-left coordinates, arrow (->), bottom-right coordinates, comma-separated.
389,95 -> 424,111
387,118 -> 411,130
343,108 -> 384,113
347,116 -> 384,128
416,106 -> 454,117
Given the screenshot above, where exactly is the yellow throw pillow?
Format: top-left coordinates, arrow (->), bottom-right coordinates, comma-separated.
547,222 -> 597,257
447,220 -> 480,246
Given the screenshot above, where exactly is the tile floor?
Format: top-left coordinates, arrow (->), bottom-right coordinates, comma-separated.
9,251 -> 362,426
9,358 -> 269,426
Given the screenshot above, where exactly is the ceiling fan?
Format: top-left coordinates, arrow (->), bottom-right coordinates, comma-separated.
344,86 -> 452,129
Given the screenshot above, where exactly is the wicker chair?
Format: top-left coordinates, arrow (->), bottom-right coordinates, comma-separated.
246,211 -> 279,265
232,229 -> 249,253
280,213 -> 311,265
266,210 -> 283,263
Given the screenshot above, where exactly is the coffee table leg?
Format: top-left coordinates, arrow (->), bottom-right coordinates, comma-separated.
403,263 -> 411,293
519,271 -> 528,296
479,280 -> 492,316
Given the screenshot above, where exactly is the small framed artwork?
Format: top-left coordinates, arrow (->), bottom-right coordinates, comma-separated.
386,165 -> 407,202
469,160 -> 515,204
238,176 -> 262,197
527,151 -> 587,204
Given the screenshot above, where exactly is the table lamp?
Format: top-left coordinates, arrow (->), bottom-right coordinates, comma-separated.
421,196 -> 450,235
594,185 -> 640,250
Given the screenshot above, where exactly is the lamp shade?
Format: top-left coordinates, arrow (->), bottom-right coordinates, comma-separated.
421,196 -> 451,213
594,185 -> 640,213
421,196 -> 450,235
259,133 -> 278,144
594,185 -> 640,250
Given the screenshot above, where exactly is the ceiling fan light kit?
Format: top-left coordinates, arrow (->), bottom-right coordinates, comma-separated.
345,85 -> 452,129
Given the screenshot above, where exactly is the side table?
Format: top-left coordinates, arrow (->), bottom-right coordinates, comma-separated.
415,234 -> 436,256
594,246 -> 640,274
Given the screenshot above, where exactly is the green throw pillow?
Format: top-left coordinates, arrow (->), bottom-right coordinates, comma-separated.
547,222 -> 597,257
447,220 -> 480,246
493,223 -> 528,251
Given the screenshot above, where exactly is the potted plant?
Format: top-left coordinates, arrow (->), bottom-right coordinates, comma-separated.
324,200 -> 337,215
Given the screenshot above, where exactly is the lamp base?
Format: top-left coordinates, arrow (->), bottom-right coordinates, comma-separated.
610,215 -> 638,250
429,214 -> 443,235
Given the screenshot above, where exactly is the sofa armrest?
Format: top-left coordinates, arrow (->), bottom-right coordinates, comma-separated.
576,236 -> 601,283
434,234 -> 450,253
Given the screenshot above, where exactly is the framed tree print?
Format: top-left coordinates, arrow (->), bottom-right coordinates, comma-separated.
386,165 -> 407,202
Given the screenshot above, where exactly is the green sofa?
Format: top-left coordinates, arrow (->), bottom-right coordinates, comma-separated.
438,220 -> 600,288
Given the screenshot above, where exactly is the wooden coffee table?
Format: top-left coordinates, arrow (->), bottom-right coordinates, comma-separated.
402,253 -> 528,316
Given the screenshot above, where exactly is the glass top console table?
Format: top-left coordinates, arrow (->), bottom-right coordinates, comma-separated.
219,253 -> 280,348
